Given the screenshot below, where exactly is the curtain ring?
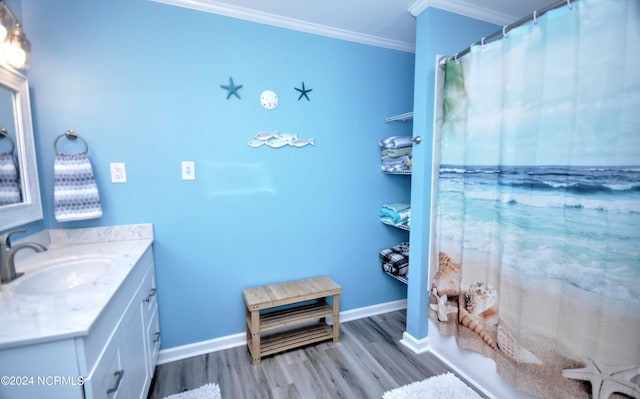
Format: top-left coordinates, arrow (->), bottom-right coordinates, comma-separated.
503,25 -> 509,38
533,10 -> 537,25
454,52 -> 460,63
567,0 -> 573,9
481,37 -> 486,48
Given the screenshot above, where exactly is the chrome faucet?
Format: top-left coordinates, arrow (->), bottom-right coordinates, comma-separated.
0,228 -> 47,283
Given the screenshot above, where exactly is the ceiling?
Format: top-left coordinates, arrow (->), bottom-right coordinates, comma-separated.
152,0 -> 556,52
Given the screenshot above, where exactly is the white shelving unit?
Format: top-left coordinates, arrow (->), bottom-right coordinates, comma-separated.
381,219 -> 410,231
383,169 -> 411,176
385,272 -> 408,285
379,112 -> 413,285
384,112 -> 414,122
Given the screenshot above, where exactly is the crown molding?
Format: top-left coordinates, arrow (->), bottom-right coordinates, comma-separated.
151,0 -> 415,53
409,0 -> 516,25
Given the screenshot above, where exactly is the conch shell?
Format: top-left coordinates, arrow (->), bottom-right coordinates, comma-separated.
458,307 -> 497,350
464,282 -> 499,325
433,252 -> 461,297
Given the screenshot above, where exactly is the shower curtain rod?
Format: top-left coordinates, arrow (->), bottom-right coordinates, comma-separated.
445,0 -> 575,63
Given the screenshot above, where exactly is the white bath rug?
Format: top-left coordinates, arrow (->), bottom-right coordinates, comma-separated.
383,372 -> 482,399
161,383 -> 221,399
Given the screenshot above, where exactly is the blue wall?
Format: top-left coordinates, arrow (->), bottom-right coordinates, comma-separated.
21,0 -> 414,348
407,8 -> 498,338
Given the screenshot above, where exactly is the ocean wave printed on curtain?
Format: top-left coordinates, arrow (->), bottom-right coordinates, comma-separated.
429,0 -> 640,398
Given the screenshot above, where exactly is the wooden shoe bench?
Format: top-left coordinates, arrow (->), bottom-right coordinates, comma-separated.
242,276 -> 342,365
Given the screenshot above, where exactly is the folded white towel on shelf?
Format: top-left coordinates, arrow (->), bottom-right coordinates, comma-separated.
54,152 -> 103,222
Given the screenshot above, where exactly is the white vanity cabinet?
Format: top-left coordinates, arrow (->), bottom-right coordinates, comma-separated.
0,245 -> 160,399
83,247 -> 158,399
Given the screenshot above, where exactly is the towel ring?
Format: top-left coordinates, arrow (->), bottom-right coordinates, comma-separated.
54,129 -> 89,153
0,128 -> 15,153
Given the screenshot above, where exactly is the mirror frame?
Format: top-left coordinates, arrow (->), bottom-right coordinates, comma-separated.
0,65 -> 42,230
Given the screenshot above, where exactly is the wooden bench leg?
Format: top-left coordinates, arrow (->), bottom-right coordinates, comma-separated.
332,294 -> 340,342
249,309 -> 261,365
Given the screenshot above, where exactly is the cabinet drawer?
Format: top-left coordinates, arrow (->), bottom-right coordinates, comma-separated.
141,267 -> 157,322
146,305 -> 161,370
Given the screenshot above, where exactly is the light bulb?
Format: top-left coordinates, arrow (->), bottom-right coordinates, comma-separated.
4,43 -> 25,68
4,22 -> 29,69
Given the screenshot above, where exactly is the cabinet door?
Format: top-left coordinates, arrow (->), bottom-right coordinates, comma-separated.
119,295 -> 148,399
83,333 -> 124,399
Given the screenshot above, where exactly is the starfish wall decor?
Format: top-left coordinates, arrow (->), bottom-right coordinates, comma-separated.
220,77 -> 243,100
295,81 -> 312,101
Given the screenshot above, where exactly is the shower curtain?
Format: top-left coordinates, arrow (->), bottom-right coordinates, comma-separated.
429,0 -> 640,398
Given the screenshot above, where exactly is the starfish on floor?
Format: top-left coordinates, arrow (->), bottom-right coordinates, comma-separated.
562,357 -> 640,399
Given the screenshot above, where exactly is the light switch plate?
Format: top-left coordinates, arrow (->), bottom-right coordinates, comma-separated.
110,162 -> 127,183
182,161 -> 195,180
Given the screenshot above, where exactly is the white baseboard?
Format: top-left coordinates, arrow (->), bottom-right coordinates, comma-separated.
399,331 -> 430,353
340,299 -> 407,323
156,299 -> 408,365
156,332 -> 246,365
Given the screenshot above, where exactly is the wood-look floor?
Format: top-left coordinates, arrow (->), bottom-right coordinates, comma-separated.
147,310 -> 486,399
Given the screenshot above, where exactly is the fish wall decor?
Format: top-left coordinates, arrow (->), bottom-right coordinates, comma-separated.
248,131 -> 315,149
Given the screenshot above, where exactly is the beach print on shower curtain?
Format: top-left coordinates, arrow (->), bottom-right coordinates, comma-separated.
429,0 -> 640,398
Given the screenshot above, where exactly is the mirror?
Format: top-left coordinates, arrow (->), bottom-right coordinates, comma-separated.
0,65 -> 42,230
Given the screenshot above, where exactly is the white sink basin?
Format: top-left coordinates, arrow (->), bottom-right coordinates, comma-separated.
12,256 -> 114,295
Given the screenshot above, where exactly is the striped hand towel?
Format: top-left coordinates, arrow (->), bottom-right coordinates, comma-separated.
54,151 -> 103,222
0,151 -> 21,205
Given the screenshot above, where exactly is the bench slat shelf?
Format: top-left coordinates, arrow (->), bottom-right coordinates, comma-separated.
249,301 -> 332,332
260,324 -> 333,357
243,276 -> 341,365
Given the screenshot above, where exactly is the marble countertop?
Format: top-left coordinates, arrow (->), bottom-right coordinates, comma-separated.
0,224 -> 154,349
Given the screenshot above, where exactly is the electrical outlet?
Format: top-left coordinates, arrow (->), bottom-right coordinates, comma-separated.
182,161 -> 195,180
110,162 -> 127,183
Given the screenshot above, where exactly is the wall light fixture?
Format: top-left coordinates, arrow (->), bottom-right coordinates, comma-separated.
0,1 -> 30,69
